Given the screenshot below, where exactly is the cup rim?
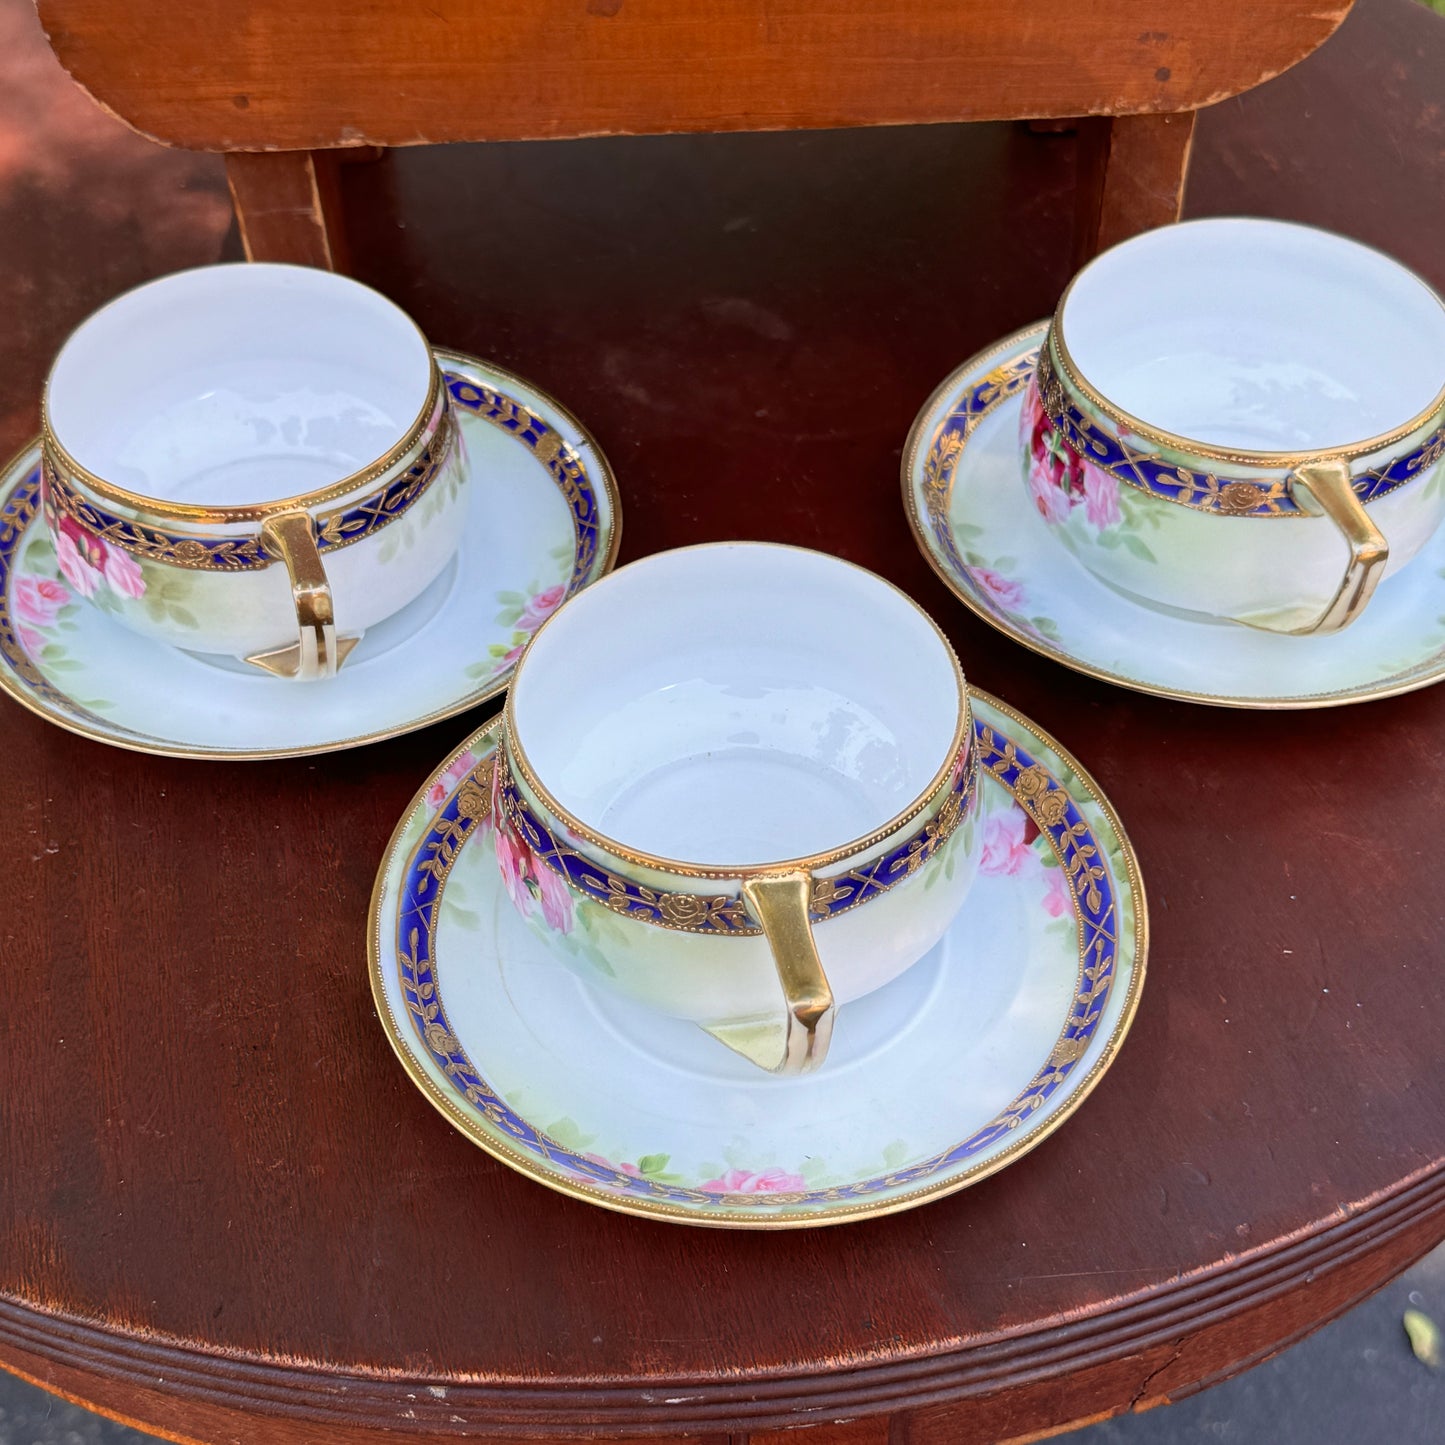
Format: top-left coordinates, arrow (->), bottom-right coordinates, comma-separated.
1052,216 -> 1445,469
502,540 -> 972,881
40,262 -> 442,526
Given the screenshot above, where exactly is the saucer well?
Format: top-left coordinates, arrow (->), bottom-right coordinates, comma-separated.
0,349 -> 620,758
369,690 -> 1147,1229
904,324 -> 1445,708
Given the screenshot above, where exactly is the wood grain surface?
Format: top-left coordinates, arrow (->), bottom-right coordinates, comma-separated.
35,0 -> 1352,151
2,0 -> 1445,1441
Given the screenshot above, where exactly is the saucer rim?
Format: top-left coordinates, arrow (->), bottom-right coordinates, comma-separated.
0,347 -> 623,760
366,687 -> 1149,1230
901,323 -> 1445,710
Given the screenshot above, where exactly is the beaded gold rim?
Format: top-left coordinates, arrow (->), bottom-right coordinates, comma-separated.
1052,220 -> 1445,469
900,323 -> 1445,710
41,349 -> 444,526
502,541 -> 972,881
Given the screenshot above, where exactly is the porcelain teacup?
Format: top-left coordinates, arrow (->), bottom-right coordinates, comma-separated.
41,263 -> 469,680
493,541 -> 982,1077
1021,218 -> 1445,634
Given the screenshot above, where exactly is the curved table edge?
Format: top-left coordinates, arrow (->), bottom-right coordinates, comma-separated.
2,1162 -> 1443,1442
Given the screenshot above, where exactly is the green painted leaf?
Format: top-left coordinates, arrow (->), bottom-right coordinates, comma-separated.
1120,534 -> 1158,563
168,606 -> 199,628
543,1116 -> 595,1151
496,590 -> 527,606
637,1153 -> 670,1176
882,1140 -> 910,1169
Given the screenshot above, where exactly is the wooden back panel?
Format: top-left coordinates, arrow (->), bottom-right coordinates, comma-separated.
37,0 -> 1351,151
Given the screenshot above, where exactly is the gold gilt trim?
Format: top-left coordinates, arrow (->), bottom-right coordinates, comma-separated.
503,542 -> 971,882
365,691 -> 1149,1229
900,323 -> 1445,710
0,351 -> 624,760
41,409 -> 457,572
40,358 -> 446,526
1051,238 -> 1445,469
495,743 -> 980,935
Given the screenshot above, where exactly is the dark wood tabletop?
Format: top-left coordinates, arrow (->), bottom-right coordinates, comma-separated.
2,0 -> 1444,1441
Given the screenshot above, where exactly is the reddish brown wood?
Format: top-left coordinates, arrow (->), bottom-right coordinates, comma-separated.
35,0 -> 1352,151
225,150 -> 348,269
2,0 -> 1445,1442
1072,111 -> 1196,266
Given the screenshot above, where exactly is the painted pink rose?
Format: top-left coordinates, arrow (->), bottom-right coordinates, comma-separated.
54,530 -> 100,598
102,545 -> 146,599
426,749 -> 479,810
979,806 -> 1037,878
494,824 -> 534,918
1042,867 -> 1071,918
17,625 -> 45,656
13,574 -> 69,627
517,584 -> 565,634
534,860 -> 574,933
492,767 -> 575,936
701,1168 -> 807,1194
1081,465 -> 1123,531
583,1152 -> 641,1178
970,566 -> 1026,613
1027,457 -> 1073,525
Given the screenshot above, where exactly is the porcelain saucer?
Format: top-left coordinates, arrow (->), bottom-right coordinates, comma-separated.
0,350 -> 620,758
904,324 -> 1445,708
369,690 -> 1147,1229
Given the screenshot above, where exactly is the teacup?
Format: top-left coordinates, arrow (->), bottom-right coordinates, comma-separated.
495,542 -> 981,1077
41,263 -> 469,679
1021,218 -> 1445,634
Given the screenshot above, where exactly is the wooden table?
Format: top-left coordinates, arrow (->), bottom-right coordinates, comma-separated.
2,0 -> 1443,1440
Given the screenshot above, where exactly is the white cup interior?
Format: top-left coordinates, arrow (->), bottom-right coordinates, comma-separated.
46,264 -> 433,506
510,543 -> 964,867
1060,218 -> 1445,451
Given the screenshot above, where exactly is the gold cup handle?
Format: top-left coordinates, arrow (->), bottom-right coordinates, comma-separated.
1282,459 -> 1389,635
708,871 -> 836,1078
245,510 -> 357,681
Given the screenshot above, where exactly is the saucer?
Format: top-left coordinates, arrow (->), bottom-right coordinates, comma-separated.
0,349 -> 620,758
369,690 -> 1147,1229
904,324 -> 1445,708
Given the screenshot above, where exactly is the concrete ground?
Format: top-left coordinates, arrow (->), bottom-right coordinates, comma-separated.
0,1243 -> 1440,1443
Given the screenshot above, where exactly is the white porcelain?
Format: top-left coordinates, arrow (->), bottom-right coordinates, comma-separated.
499,543 -> 980,1076
370,693 -> 1147,1226
0,351 -> 620,756
1034,219 -> 1445,633
42,264 -> 468,672
905,323 -> 1445,707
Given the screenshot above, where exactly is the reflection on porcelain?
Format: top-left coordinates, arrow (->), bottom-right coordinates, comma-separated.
41,264 -> 471,677
0,351 -> 621,756
369,693 -> 1147,1226
904,323 -> 1445,708
1030,219 -> 1445,634
499,542 -> 978,1077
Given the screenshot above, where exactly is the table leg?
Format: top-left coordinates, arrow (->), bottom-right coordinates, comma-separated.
1072,111 -> 1197,267
225,149 -> 350,269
